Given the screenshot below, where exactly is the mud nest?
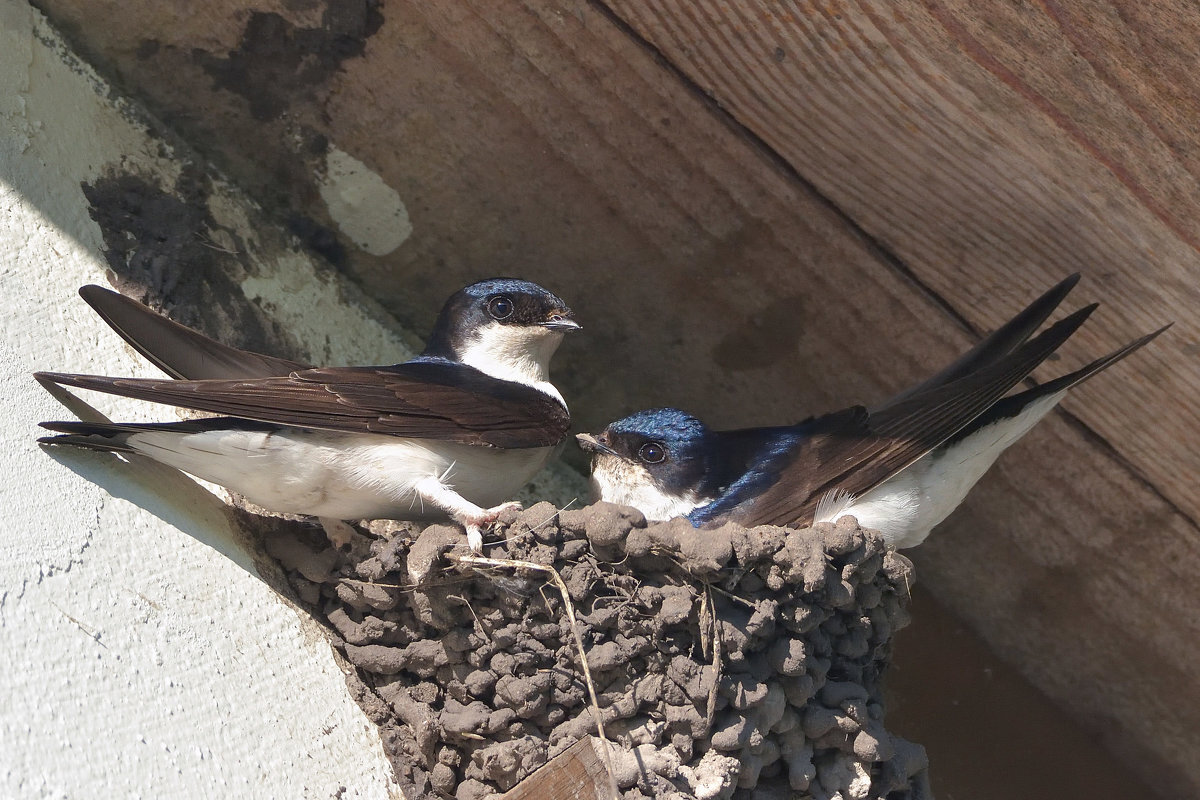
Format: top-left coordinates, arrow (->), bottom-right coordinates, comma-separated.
266,502 -> 931,800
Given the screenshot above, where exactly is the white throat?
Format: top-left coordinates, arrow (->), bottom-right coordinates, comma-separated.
590,454 -> 704,521
457,323 -> 566,406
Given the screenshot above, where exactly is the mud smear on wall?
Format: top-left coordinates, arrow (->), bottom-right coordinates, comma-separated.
46,2 -> 384,272
80,167 -> 304,361
712,293 -> 808,372
195,5 -> 384,122
188,3 -> 384,268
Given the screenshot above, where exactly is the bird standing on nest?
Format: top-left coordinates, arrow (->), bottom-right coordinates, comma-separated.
37,278 -> 580,553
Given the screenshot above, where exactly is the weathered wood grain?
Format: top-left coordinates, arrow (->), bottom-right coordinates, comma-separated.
500,736 -> 610,800
496,738 -> 609,800
604,0 -> 1200,534
595,4 -> 1200,791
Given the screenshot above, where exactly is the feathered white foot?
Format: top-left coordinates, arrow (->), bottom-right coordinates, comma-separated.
460,501 -> 523,553
319,517 -> 358,551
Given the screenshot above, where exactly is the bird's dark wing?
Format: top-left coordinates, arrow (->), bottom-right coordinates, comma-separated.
34,360 -> 570,448
716,303 -> 1098,528
873,274 -> 1079,410
942,322 -> 1169,448
37,417 -> 280,452
687,412 -> 861,526
79,285 -> 310,380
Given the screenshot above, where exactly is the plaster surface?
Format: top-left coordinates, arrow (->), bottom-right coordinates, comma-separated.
319,145 -> 413,257
0,191 -> 402,798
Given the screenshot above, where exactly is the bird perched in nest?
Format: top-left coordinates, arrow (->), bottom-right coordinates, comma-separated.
36,278 -> 579,553
577,275 -> 1167,548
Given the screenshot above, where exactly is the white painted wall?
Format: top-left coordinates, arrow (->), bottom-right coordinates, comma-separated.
0,2 -> 581,796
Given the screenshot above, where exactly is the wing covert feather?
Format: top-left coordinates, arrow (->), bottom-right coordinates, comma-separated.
35,360 -> 569,448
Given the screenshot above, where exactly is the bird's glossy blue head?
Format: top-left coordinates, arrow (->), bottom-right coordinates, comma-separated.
607,408 -> 710,459
422,278 -> 579,382
576,408 -> 720,518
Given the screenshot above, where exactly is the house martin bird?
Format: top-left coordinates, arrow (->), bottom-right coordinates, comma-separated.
576,276 -> 1167,548
36,279 -> 580,553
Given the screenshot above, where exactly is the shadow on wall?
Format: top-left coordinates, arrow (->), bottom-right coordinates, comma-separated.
886,586 -> 1153,800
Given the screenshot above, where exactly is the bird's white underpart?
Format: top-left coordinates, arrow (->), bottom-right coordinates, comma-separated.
815,390 -> 1065,547
457,321 -> 568,406
124,426 -> 555,552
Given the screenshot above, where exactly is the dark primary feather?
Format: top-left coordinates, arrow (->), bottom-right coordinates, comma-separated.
942,322 -> 1170,447
38,418 -> 280,451
710,303 -> 1102,528
874,273 -> 1080,410
35,358 -> 570,448
79,285 -> 309,380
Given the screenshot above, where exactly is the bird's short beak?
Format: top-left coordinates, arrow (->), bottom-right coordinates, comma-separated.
575,432 -> 615,455
541,311 -> 581,332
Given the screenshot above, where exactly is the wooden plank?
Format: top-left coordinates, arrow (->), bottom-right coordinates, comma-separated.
604,0 -> 1200,530
588,4 -> 1200,793
500,736 -> 610,800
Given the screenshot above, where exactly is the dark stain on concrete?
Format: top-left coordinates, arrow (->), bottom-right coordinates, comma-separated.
195,3 -> 384,121
134,39 -> 160,60
80,166 -> 302,362
287,213 -> 346,268
712,292 -> 807,371
81,166 -> 217,310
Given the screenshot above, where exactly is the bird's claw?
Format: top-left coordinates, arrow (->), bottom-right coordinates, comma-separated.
461,501 -> 523,553
319,517 -> 359,552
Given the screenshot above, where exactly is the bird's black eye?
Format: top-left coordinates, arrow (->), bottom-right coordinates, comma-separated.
487,296 -> 515,321
638,442 -> 666,464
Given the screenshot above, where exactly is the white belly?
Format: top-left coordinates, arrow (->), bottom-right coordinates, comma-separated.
817,391 -> 1065,548
127,427 -> 555,521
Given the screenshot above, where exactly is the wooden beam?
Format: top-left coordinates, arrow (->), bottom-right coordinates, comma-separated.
604,0 -> 1200,529
500,736 -> 611,800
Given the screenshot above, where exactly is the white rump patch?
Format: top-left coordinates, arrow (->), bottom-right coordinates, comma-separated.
814,488 -> 856,524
